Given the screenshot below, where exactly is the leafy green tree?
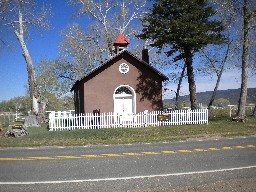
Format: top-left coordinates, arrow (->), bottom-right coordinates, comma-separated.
0,96 -> 31,113
36,59 -> 75,111
36,59 -> 62,95
42,93 -> 74,111
213,98 -> 230,108
139,0 -> 225,109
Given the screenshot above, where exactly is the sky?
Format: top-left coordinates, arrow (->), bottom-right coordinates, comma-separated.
0,0 -> 76,101
0,0 -> 255,102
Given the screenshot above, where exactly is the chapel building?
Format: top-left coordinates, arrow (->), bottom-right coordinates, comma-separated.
71,34 -> 168,114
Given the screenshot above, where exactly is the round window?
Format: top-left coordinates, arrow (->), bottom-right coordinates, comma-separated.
119,63 -> 129,74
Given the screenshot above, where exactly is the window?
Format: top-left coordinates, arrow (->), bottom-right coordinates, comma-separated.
119,63 -> 129,74
115,86 -> 132,94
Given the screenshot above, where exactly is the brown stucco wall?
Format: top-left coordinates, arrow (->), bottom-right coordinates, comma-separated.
75,52 -> 164,113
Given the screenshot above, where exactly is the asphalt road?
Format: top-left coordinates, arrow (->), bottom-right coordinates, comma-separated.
0,136 -> 255,191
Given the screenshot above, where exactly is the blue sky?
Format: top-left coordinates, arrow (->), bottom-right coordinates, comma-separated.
0,0 -> 255,102
0,0 -> 76,101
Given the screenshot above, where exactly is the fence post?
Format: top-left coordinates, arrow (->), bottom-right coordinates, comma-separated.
15,111 -> 18,121
49,111 -> 55,131
206,109 -> 209,124
144,110 -> 148,127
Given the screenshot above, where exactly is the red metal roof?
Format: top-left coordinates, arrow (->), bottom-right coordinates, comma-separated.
113,34 -> 130,46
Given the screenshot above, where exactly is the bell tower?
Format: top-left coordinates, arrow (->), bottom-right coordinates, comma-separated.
113,34 -> 130,54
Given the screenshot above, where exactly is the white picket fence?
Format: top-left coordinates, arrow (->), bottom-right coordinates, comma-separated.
48,109 -> 208,131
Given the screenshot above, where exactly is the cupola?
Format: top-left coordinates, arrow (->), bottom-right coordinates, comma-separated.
113,34 -> 130,54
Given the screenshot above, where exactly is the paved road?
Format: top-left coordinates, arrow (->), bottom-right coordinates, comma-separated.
0,136 -> 255,191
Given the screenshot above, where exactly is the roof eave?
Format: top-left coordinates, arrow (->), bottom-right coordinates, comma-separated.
70,50 -> 169,91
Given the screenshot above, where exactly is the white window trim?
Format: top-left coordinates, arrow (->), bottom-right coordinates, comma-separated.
119,63 -> 129,74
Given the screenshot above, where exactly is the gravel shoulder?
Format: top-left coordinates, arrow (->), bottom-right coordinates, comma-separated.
160,177 -> 256,192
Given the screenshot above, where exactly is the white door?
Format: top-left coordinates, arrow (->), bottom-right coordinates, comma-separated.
114,94 -> 133,122
114,86 -> 135,122
114,95 -> 133,114
123,97 -> 133,114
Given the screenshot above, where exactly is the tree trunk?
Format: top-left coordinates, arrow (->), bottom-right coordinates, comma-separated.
207,40 -> 231,109
208,57 -> 226,109
237,0 -> 250,120
253,103 -> 256,116
23,115 -> 40,129
15,10 -> 41,117
15,12 -> 40,115
175,63 -> 186,109
184,47 -> 199,110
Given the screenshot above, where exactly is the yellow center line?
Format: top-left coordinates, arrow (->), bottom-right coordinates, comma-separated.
101,154 -> 123,157
161,150 -> 176,154
177,150 -> 193,153
80,155 -> 103,158
234,146 -> 245,149
0,144 -> 255,161
28,156 -> 58,160
208,148 -> 220,151
194,148 -> 208,152
222,147 -> 232,150
0,157 -> 32,161
55,156 -> 82,159
122,153 -> 144,156
141,152 -> 161,155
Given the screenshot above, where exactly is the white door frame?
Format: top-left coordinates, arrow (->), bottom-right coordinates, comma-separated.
113,85 -> 136,115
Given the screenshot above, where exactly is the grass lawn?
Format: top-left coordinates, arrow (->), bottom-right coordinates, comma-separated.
0,114 -> 255,148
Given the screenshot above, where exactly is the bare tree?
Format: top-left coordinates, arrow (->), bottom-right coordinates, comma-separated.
70,0 -> 148,56
59,23 -> 104,77
251,47 -> 256,116
198,1 -> 240,109
149,45 -> 187,109
236,0 -> 255,120
201,35 -> 238,109
0,0 -> 15,48
213,0 -> 256,120
41,0 -> 148,97
174,63 -> 186,109
0,0 -> 51,122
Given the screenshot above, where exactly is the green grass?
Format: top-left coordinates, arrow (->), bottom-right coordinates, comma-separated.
0,115 -> 255,148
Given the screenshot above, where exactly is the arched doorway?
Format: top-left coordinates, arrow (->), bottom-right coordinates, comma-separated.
114,85 -> 136,116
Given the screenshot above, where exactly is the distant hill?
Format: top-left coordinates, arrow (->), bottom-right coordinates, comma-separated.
164,88 -> 256,106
